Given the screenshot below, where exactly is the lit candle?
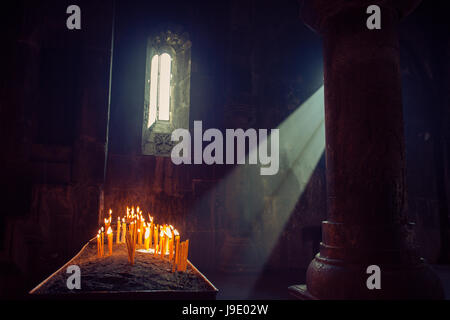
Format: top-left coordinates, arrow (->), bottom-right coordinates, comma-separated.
130,220 -> 134,237
121,218 -> 126,243
159,229 -> 165,259
165,226 -> 173,259
105,209 -> 112,231
126,221 -> 136,265
116,217 -> 121,243
154,224 -> 158,251
169,235 -> 174,261
97,231 -> 102,257
149,219 -> 153,249
125,223 -> 131,263
107,226 -> 113,255
101,227 -> 104,257
170,229 -> 179,272
144,225 -> 150,250
174,229 -> 180,264
140,217 -> 145,244
137,228 -> 141,247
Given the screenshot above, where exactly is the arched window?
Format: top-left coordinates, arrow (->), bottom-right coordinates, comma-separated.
148,53 -> 172,127
142,30 -> 191,156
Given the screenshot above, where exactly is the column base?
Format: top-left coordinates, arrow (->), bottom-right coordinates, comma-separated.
288,285 -> 317,300
289,254 -> 445,300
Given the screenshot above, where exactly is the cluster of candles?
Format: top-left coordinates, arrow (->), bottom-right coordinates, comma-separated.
96,207 -> 190,272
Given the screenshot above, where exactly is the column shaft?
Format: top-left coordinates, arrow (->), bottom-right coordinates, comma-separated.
289,1 -> 444,299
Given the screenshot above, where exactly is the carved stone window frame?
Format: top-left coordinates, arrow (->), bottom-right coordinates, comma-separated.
142,30 -> 191,156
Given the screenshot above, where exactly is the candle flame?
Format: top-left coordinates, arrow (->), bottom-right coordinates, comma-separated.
144,227 -> 150,239
173,229 -> 179,236
165,226 -> 172,238
107,226 -> 112,235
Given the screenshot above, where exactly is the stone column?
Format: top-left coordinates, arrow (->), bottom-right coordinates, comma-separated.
289,0 -> 444,299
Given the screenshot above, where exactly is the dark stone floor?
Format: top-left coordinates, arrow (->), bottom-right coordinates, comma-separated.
432,265 -> 450,299
204,269 -> 305,300
204,265 -> 450,300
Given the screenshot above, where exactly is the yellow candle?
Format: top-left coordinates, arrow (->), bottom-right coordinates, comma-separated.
107,226 -> 113,255
104,218 -> 109,233
116,217 -> 121,243
169,238 -> 173,261
121,218 -> 126,243
174,231 -> 180,264
126,221 -> 136,265
144,226 -> 150,250
159,230 -> 165,259
125,224 -> 133,264
154,225 -> 158,250
141,217 -> 145,243
165,226 -> 173,260
149,221 -> 153,249
97,232 -> 101,257
177,241 -> 185,272
105,209 -> 112,231
101,226 -> 104,252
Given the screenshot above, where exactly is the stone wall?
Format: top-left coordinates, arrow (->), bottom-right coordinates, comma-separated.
0,0 -> 114,295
